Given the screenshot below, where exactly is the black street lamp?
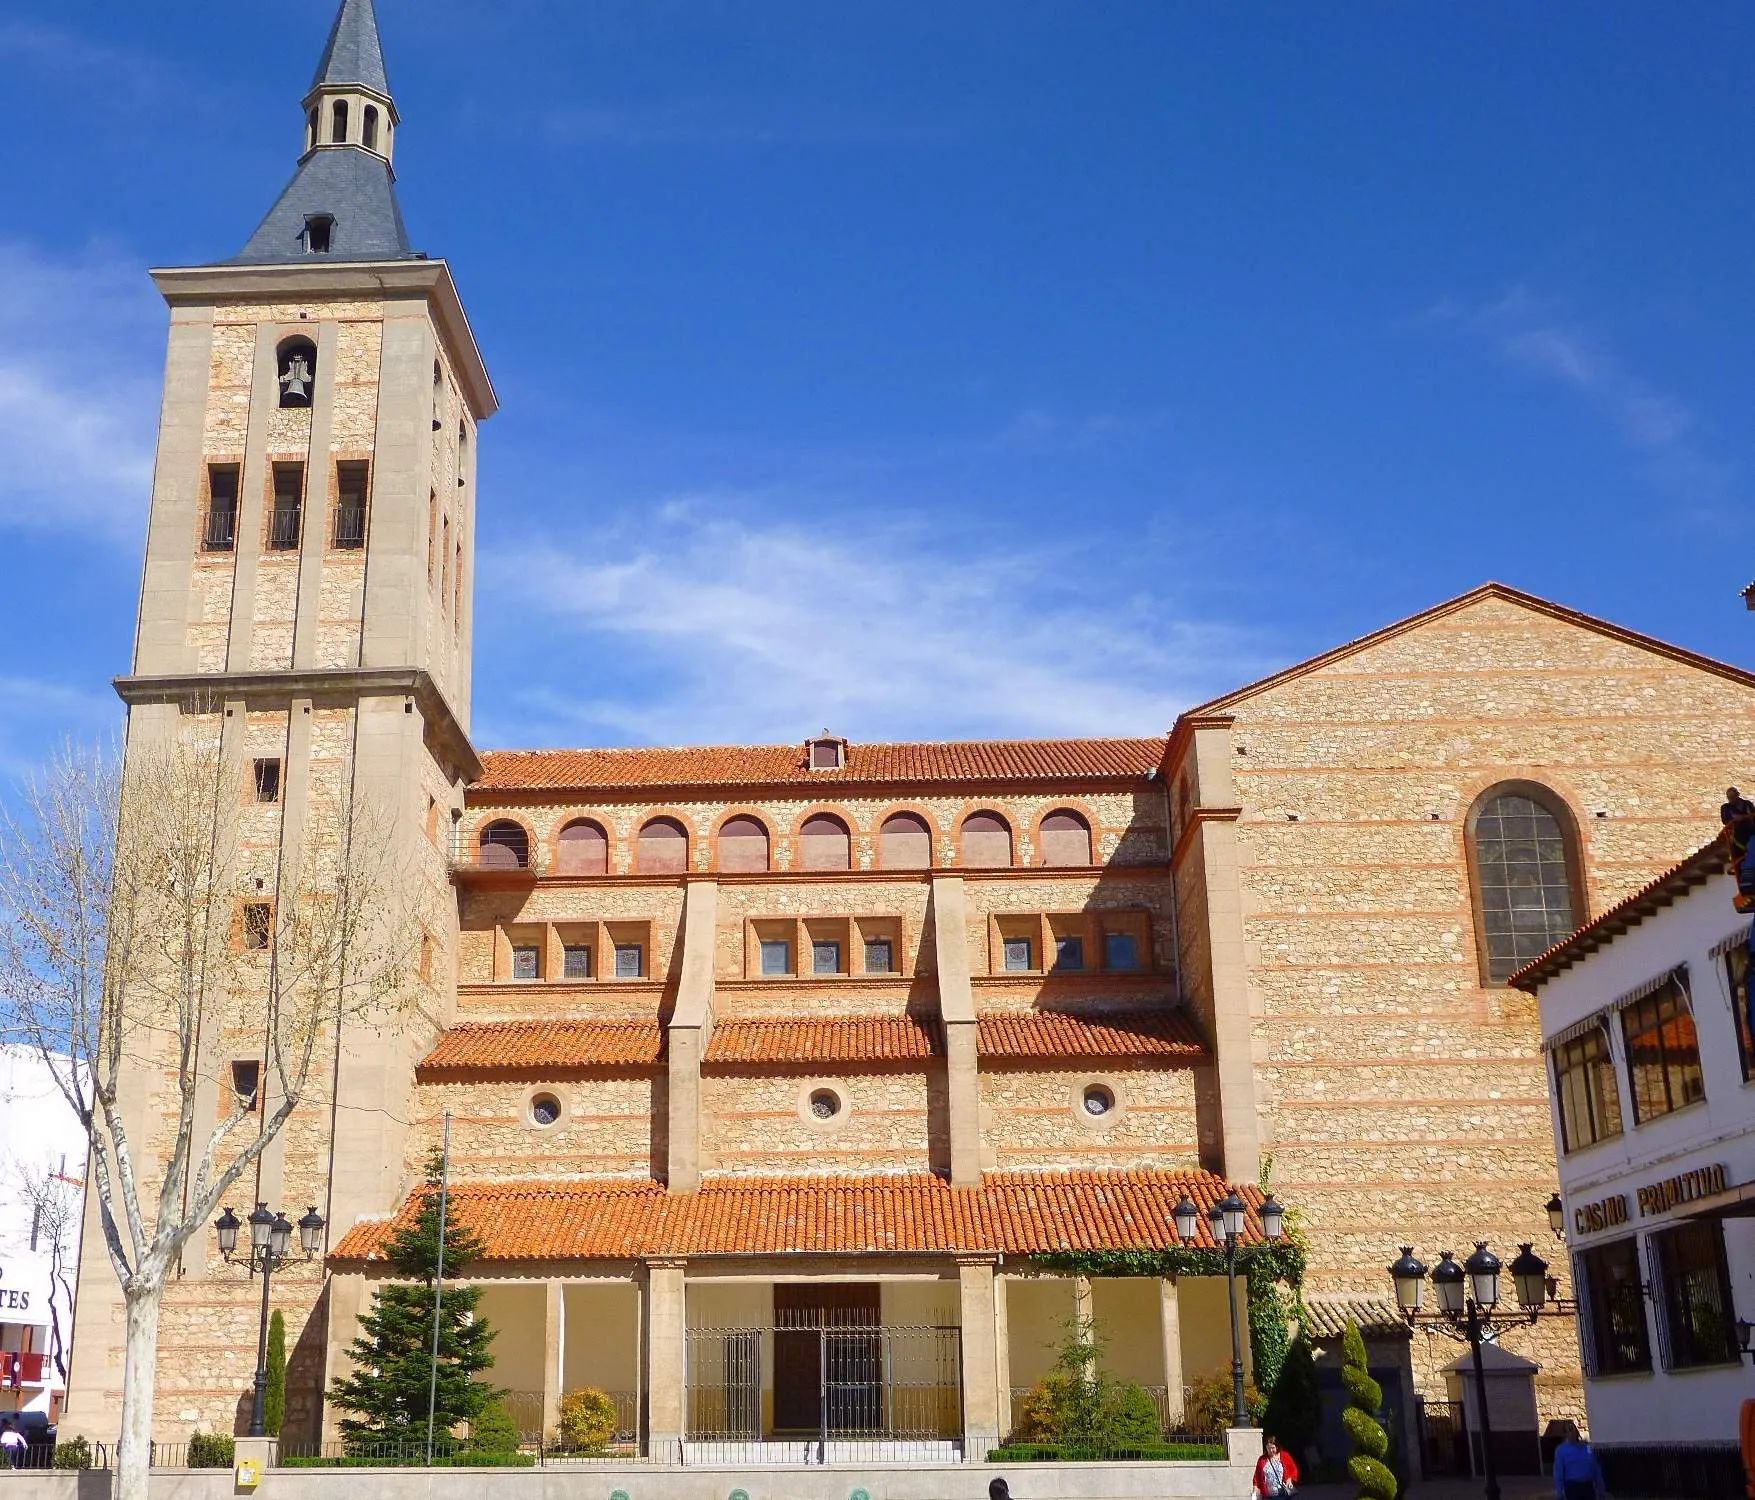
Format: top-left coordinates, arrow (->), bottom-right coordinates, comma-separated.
1173,1187 -> 1286,1429
1386,1232 -> 1575,1500
215,1202 -> 325,1438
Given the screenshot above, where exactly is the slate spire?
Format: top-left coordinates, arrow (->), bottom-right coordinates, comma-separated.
225,0 -> 411,265
311,0 -> 392,101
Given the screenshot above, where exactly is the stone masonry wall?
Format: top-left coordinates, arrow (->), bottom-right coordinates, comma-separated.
1213,594 -> 1755,1423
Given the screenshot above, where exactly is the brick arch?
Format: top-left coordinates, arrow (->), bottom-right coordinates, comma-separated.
1462,777 -> 1589,988
876,805 -> 940,870
712,808 -> 774,874
635,811 -> 694,875
959,806 -> 1016,869
474,814 -> 535,870
551,815 -> 612,875
1033,800 -> 1100,867
792,804 -> 858,872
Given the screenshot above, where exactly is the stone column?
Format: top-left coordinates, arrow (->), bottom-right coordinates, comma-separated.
1159,1279 -> 1185,1428
666,881 -> 717,1193
931,876 -> 983,1187
957,1257 -> 1001,1458
542,1280 -> 565,1442
645,1259 -> 687,1462
993,1275 -> 1013,1442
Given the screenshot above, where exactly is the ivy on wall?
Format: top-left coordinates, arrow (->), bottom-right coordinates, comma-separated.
1033,1240 -> 1306,1396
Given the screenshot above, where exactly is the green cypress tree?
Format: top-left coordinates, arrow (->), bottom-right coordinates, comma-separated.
1261,1335 -> 1321,1467
263,1310 -> 287,1437
1339,1321 -> 1397,1500
326,1152 -> 498,1452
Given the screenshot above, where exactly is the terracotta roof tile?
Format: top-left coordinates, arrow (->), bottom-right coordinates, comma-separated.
419,1010 -> 1208,1074
475,739 -> 1165,793
707,1017 -> 939,1065
1300,1299 -> 1407,1341
330,1170 -> 1266,1262
977,1009 -> 1206,1060
417,1020 -> 664,1075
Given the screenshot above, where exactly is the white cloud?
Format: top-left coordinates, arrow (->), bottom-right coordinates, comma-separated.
0,678 -> 119,783
1431,287 -> 1725,499
477,499 -> 1266,747
0,242 -> 160,538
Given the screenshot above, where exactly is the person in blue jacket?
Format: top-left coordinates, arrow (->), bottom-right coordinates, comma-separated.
1551,1421 -> 1605,1500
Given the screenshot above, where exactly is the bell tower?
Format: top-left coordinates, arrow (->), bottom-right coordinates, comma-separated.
64,0 -> 493,1441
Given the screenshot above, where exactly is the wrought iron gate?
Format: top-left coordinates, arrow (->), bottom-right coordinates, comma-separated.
686,1315 -> 961,1459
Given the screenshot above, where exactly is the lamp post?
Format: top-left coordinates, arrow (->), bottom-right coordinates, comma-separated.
215,1202 -> 325,1438
1173,1188 -> 1286,1428
1387,1233 -> 1575,1500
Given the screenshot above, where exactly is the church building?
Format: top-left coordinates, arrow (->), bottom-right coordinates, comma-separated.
61,0 -> 1755,1465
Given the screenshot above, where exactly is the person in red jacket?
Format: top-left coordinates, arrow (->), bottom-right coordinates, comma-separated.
1253,1434 -> 1299,1498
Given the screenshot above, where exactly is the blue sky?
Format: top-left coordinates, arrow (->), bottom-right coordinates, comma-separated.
1,1 -> 1751,768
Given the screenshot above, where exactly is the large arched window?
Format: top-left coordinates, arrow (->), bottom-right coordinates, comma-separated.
961,811 -> 1013,868
718,815 -> 770,873
798,813 -> 852,871
478,820 -> 529,870
637,816 -> 689,874
331,99 -> 349,144
556,818 -> 608,875
1468,783 -> 1583,984
362,105 -> 380,151
879,811 -> 933,870
1039,809 -> 1093,866
276,335 -> 317,409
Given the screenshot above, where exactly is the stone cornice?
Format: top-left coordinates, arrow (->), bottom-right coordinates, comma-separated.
113,666 -> 483,783
1171,806 -> 1243,870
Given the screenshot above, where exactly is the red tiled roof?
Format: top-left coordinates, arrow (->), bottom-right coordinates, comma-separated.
330,1170 -> 1265,1261
418,1010 -> 1208,1074
418,1020 -> 664,1075
978,1009 -> 1206,1060
474,739 -> 1165,793
1510,833 -> 1729,989
707,1017 -> 938,1064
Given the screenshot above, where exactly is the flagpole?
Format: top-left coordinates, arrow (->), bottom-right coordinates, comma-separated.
424,1111 -> 452,1466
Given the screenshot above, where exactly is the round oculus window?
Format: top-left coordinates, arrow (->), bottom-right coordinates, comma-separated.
530,1092 -> 562,1127
1082,1084 -> 1115,1117
809,1088 -> 842,1120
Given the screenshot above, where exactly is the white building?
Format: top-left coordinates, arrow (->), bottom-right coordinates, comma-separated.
0,1045 -> 88,1421
1515,837 -> 1752,1485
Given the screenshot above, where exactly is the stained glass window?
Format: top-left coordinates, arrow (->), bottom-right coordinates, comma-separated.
1472,791 -> 1577,983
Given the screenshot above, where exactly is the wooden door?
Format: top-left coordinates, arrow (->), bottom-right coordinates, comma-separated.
772,1284 -> 881,1433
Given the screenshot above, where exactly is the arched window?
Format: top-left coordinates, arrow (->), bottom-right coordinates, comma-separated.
331,99 -> 349,143
718,815 -> 770,873
306,108 -> 318,151
478,820 -> 529,870
1468,783 -> 1583,984
275,336 -> 317,409
1039,809 -> 1093,866
362,105 -> 379,151
879,811 -> 933,870
798,813 -> 851,871
638,816 -> 689,874
961,811 -> 1013,868
458,422 -> 470,488
556,819 -> 608,875
432,361 -> 444,432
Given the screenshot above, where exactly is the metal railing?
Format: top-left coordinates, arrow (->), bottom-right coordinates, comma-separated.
686,1320 -> 962,1463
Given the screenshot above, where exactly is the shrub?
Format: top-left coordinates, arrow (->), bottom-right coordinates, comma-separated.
1108,1383 -> 1162,1445
1262,1336 -> 1322,1465
187,1432 -> 235,1469
988,1442 -> 1225,1462
558,1388 -> 618,1453
1340,1321 -> 1396,1500
1185,1370 -> 1265,1435
51,1436 -> 92,1470
468,1399 -> 520,1454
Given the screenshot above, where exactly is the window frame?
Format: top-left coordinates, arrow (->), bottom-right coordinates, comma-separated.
812,940 -> 843,976
1002,936 -> 1034,973
1103,931 -> 1140,972
1463,780 -> 1587,987
613,943 -> 644,980
251,758 -> 282,805
332,459 -> 370,549
863,937 -> 895,975
1053,935 -> 1085,972
1620,975 -> 1705,1125
1725,941 -> 1755,1083
1551,1023 -> 1624,1153
266,462 -> 305,551
241,901 -> 273,952
760,939 -> 793,977
202,463 -> 240,552
561,944 -> 592,981
1576,1237 -> 1651,1377
510,944 -> 541,982
1651,1219 -> 1740,1369
229,1059 -> 262,1114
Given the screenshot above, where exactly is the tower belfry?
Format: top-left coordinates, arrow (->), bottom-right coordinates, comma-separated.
63,0 -> 493,1441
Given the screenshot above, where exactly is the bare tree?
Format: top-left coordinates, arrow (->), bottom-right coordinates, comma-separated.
0,730 -> 421,1500
5,1155 -> 81,1381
